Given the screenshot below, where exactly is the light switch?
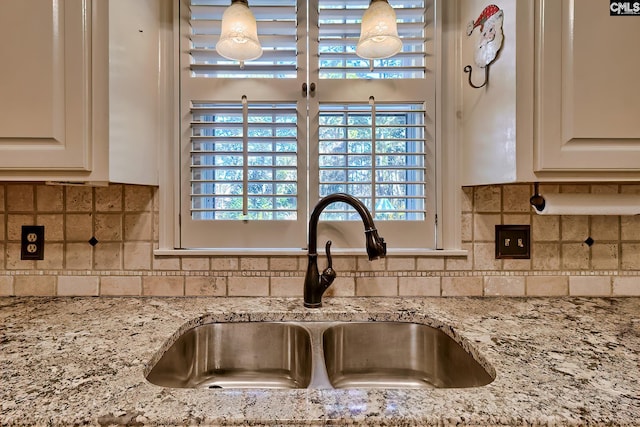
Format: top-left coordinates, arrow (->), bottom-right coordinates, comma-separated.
495,225 -> 530,259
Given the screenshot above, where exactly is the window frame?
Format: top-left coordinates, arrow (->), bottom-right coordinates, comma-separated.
156,0 -> 464,256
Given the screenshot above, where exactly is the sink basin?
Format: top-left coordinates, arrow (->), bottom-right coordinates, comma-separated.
322,322 -> 494,389
146,322 -> 312,389
146,321 -> 494,390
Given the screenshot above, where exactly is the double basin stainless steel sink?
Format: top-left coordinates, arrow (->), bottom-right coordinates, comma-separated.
146,321 -> 494,390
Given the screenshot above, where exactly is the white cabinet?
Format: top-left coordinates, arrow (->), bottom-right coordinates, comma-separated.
461,0 -> 640,185
0,0 -> 92,172
0,0 -> 166,185
534,0 -> 640,172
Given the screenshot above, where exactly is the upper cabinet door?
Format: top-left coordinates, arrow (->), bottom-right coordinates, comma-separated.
0,0 -> 91,171
535,0 -> 640,172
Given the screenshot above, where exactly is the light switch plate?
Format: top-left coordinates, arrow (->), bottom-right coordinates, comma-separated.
495,225 -> 530,259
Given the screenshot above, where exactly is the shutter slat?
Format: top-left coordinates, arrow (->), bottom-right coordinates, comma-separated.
319,166 -> 426,171
192,122 -> 297,129
319,8 -> 426,20
319,37 -> 425,48
191,49 -> 297,62
192,209 -> 297,214
191,0 -> 297,6
192,106 -> 297,114
191,19 -> 297,36
318,22 -> 426,36
190,5 -> 297,20
319,66 -> 425,74
191,63 -> 297,73
318,51 -> 425,61
191,138 -> 297,144
193,151 -> 297,157
191,34 -> 297,49
319,0 -> 424,6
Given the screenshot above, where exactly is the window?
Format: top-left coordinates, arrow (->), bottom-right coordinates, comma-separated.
178,0 -> 442,251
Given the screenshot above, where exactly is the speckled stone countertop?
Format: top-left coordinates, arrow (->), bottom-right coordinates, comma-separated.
1,296 -> 639,426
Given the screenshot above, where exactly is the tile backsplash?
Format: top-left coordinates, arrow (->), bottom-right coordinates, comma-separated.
0,182 -> 639,297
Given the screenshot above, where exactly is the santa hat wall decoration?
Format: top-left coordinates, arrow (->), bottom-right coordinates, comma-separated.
467,4 -> 501,36
463,4 -> 504,89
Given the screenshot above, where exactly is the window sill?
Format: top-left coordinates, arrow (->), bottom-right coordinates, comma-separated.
154,248 -> 468,257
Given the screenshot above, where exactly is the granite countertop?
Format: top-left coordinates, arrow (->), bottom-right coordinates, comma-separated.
0,296 -> 639,426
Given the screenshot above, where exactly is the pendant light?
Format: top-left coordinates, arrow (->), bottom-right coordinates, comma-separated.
356,0 -> 403,60
216,0 -> 262,67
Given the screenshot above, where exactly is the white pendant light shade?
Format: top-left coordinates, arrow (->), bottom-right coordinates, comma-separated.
356,0 -> 403,60
216,0 -> 262,62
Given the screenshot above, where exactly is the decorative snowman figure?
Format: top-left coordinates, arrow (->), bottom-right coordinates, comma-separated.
467,4 -> 504,68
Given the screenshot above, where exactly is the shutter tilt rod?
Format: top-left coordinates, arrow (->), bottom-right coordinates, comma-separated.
242,95 -> 249,217
369,96 -> 377,214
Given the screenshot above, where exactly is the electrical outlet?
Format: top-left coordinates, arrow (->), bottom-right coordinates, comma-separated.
21,225 -> 45,260
495,225 -> 530,259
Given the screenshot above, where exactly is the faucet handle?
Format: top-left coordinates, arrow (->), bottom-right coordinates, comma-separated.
320,240 -> 337,288
325,240 -> 333,269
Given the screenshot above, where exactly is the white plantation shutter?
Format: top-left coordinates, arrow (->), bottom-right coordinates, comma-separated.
180,0 -> 307,249
309,0 -> 436,249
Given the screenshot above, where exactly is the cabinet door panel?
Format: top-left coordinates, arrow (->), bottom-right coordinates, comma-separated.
535,0 -> 640,171
0,0 -> 91,171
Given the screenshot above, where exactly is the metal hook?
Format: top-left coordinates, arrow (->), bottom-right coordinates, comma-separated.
463,65 -> 488,89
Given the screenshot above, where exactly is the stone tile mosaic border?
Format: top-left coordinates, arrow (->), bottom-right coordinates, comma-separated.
1,271 -> 639,297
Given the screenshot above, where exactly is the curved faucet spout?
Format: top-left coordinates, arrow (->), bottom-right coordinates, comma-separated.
304,193 -> 387,308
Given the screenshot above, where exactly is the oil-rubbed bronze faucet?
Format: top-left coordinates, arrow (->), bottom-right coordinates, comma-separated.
304,193 -> 387,308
